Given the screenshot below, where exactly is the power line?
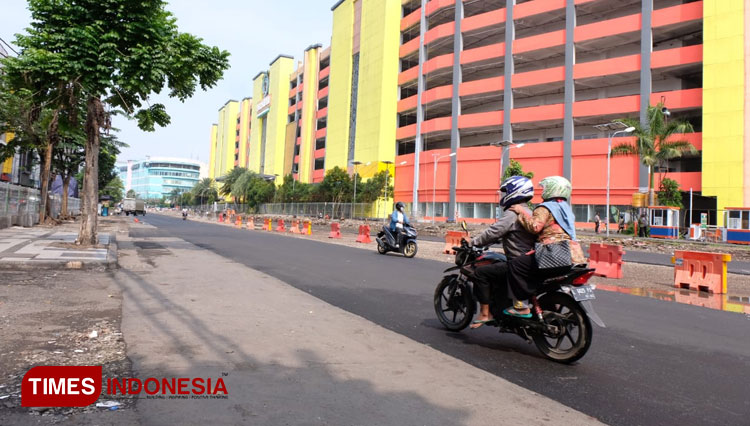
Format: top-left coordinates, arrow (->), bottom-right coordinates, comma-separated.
0,37 -> 19,56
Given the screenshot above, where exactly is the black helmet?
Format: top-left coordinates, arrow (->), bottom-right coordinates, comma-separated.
395,202 -> 405,211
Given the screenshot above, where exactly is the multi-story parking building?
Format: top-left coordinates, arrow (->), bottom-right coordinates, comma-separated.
118,158 -> 203,200
209,0 -> 750,225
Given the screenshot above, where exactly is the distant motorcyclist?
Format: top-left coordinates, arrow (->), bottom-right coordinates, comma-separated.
390,202 -> 410,247
182,208 -> 188,220
470,176 -> 537,329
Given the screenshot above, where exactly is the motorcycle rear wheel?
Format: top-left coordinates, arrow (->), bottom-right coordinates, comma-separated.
376,240 -> 387,254
434,276 -> 474,331
532,292 -> 592,364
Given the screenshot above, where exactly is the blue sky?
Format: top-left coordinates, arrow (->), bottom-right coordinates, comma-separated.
0,0 -> 333,165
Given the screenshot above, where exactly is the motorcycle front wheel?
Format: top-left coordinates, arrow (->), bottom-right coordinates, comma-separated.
403,241 -> 418,258
532,292 -> 592,364
434,276 -> 474,331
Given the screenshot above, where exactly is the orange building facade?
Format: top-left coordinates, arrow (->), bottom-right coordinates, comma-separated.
394,0 -> 709,224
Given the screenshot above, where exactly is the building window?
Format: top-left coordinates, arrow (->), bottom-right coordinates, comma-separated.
315,138 -> 326,150
314,158 -> 324,170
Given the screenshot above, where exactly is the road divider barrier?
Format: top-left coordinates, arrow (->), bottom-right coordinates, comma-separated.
329,222 -> 342,239
443,231 -> 469,254
588,243 -> 624,279
235,216 -> 242,228
218,213 -> 224,223
672,250 -> 731,294
356,225 -> 372,243
289,220 -> 302,234
246,217 -> 255,230
265,218 -> 272,231
304,220 -> 312,235
275,219 -> 286,232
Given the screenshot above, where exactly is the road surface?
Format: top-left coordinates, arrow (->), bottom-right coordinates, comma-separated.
140,214 -> 750,426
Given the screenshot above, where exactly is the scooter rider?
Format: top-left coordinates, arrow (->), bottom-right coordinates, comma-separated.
469,176 -> 537,329
390,202 -> 410,247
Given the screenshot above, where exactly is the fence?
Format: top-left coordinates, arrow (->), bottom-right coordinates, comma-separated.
257,202 -> 374,219
0,182 -> 81,219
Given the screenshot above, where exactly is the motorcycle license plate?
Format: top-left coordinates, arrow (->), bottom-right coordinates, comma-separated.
571,285 -> 595,301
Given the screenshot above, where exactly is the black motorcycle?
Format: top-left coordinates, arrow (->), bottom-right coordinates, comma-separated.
434,238 -> 605,364
182,212 -> 188,221
376,224 -> 418,258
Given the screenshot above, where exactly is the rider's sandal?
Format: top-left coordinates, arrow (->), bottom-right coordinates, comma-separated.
470,318 -> 495,329
502,308 -> 533,319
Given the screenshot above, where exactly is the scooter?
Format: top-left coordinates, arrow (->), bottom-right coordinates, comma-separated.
182,212 -> 188,221
433,226 -> 605,364
376,224 -> 418,258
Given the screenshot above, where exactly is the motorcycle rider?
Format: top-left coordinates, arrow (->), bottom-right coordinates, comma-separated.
390,202 -> 410,247
506,176 -> 586,317
182,207 -> 188,219
469,176 -> 537,329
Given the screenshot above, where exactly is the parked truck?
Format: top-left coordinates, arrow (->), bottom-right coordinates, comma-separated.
122,198 -> 146,216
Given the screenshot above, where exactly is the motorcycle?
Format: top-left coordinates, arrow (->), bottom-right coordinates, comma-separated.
376,224 -> 418,258
433,234 -> 605,364
182,212 -> 188,221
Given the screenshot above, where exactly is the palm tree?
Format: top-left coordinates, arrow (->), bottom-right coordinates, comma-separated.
219,167 -> 247,203
611,102 -> 697,205
168,187 -> 182,206
191,177 -> 218,210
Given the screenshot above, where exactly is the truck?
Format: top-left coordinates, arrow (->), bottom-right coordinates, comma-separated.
122,198 -> 146,216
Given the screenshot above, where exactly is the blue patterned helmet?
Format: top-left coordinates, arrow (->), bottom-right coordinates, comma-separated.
500,176 -> 534,208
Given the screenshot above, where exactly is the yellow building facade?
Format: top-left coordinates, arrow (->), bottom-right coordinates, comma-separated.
702,0 -> 750,224
209,100 -> 240,180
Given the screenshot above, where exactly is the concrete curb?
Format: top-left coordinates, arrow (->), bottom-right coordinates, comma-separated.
0,232 -> 118,271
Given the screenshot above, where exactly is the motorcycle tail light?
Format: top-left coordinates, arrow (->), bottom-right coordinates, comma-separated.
572,271 -> 595,285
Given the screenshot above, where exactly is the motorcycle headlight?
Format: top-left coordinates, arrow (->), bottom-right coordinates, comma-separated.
455,251 -> 468,266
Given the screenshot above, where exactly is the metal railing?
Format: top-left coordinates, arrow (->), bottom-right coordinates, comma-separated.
0,182 -> 81,218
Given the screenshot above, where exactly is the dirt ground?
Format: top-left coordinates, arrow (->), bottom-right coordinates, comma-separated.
0,269 -> 136,424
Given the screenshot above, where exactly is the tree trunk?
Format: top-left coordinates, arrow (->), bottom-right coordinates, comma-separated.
648,167 -> 655,206
77,97 -> 104,246
39,110 -> 60,223
61,175 -> 70,218
38,143 -> 53,223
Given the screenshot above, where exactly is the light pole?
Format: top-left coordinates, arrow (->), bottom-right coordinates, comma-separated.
349,161 -> 367,219
594,122 -> 635,236
432,152 -> 455,224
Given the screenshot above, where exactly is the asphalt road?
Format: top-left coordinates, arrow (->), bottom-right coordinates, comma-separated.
141,214 -> 750,426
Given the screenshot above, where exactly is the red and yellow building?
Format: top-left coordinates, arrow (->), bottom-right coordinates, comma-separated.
210,0 -> 750,225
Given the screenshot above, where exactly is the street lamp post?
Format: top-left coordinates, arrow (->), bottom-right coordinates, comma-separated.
594,122 -> 635,237
349,161 -> 365,219
432,153 -> 456,224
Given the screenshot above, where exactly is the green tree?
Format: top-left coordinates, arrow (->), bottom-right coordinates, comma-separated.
192,178 -> 218,207
179,191 -> 194,207
612,103 -> 696,205
4,0 -> 229,244
220,167 -> 248,201
126,189 -> 137,199
230,171 -> 275,211
318,166 -> 352,204
100,176 -> 124,203
502,159 -> 534,180
657,177 -> 683,208
357,170 -> 393,204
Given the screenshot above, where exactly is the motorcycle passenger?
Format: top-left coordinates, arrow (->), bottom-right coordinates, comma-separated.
469,176 -> 537,329
390,202 -> 410,247
506,176 -> 586,317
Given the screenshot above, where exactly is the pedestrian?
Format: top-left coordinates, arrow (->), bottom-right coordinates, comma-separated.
594,212 -> 601,234
638,213 -> 648,237
617,215 -> 625,234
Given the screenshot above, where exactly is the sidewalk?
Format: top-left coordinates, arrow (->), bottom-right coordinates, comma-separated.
112,221 -> 603,425
0,219 -> 120,270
